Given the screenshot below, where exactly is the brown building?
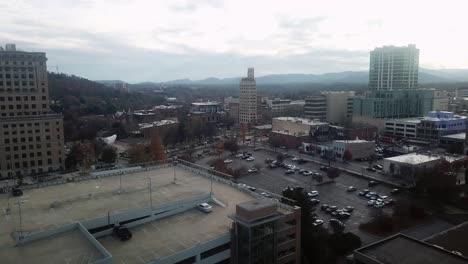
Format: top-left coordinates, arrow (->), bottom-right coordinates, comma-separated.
0,44 -> 64,178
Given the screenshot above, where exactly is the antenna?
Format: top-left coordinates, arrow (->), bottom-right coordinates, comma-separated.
56,65 -> 60,74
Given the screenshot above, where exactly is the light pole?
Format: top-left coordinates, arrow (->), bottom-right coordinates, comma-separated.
148,177 -> 153,209
118,172 -> 122,194
210,174 -> 213,195
172,160 -> 178,183
15,199 -> 28,243
6,180 -> 10,214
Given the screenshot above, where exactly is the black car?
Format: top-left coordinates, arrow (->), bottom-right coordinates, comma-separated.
310,199 -> 320,205
268,163 -> 278,169
320,166 -> 329,171
297,158 -> 308,164
366,167 -> 376,172
329,219 -> 345,232
368,180 -> 378,187
321,204 -> 329,211
285,169 -> 295,174
344,206 -> 354,212
113,225 -> 132,241
337,212 -> 351,220
12,186 -> 23,197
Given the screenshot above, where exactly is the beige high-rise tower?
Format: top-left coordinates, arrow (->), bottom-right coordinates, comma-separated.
0,44 -> 64,178
239,68 -> 257,125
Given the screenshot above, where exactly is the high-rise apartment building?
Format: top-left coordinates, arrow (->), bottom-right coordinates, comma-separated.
304,91 -> 354,125
369,44 -> 419,91
353,44 -> 435,120
0,44 -> 64,178
239,68 -> 257,124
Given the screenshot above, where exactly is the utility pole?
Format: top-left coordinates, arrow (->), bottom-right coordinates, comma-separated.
172,160 -> 178,183
118,173 -> 122,194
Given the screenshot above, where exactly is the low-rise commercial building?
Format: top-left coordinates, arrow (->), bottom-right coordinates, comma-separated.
266,99 -> 305,118
417,111 -> 466,142
139,119 -> 178,138
333,139 -> 375,161
271,117 -> 329,148
384,118 -> 420,138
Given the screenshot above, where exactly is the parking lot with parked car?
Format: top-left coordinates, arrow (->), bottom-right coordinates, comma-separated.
196,147 -> 403,236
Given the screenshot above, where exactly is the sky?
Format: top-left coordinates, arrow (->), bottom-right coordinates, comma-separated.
1,0 -> 468,82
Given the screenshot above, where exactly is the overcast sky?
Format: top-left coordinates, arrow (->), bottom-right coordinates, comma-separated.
1,0 -> 467,82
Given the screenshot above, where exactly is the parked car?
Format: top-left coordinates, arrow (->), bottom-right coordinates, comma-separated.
391,188 -> 400,194
366,167 -> 376,172
285,169 -> 295,174
268,163 -> 278,169
235,153 -> 244,158
303,171 -> 313,176
292,157 -> 300,161
310,199 -> 320,205
224,159 -> 233,164
373,164 -> 383,170
358,191 -> 366,196
368,180 -> 378,187
321,204 -> 329,211
368,200 -> 376,206
261,192 -> 272,198
347,186 -> 357,192
308,191 -> 319,197
248,168 -> 259,173
313,219 -> 324,227
344,206 -> 354,212
12,186 -> 23,197
198,203 -> 213,213
246,157 -> 255,161
297,158 -> 308,164
265,159 -> 274,164
113,225 -> 132,241
320,166 -> 329,171
329,219 -> 345,232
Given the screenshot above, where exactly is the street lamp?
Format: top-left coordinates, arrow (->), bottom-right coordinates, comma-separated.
172,160 -> 178,183
148,177 -> 153,209
15,199 -> 28,243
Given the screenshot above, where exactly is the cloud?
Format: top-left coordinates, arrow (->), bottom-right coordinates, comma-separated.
0,0 -> 467,81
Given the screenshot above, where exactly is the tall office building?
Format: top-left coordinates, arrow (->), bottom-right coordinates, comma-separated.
304,91 -> 354,125
239,68 -> 257,124
0,44 -> 64,178
369,44 -> 419,91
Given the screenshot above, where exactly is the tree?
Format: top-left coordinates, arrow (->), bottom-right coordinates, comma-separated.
224,140 -> 239,154
327,167 -> 341,181
269,136 -> 281,152
128,144 -> 152,164
276,153 -> 285,163
343,150 -> 352,162
101,146 -> 117,164
368,154 -> 377,167
233,167 -> 248,181
215,141 -> 224,158
150,130 -> 167,161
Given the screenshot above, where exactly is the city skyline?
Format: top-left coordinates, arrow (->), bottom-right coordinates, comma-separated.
1,0 -> 468,82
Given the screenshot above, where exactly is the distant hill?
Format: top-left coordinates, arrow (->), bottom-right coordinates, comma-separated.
49,73 -> 117,100
121,68 -> 465,87
95,80 -> 127,87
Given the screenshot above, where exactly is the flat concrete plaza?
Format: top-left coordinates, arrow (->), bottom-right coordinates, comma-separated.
0,165 -> 254,263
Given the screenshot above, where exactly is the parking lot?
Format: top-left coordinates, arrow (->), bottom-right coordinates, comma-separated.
197,148 -> 403,238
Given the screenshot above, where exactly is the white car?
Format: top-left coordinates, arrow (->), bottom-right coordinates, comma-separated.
292,157 -> 299,161
235,153 -> 244,158
246,157 -> 255,161
303,171 -> 313,176
238,183 -> 247,188
224,159 -> 233,164
197,203 -> 213,213
374,202 -> 385,208
308,191 -> 319,197
248,168 -> 259,173
368,200 -> 376,206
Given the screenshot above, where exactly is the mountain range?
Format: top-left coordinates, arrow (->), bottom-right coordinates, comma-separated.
96,68 -> 468,87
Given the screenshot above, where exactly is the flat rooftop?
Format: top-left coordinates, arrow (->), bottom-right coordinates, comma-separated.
2,229 -> 102,264
384,153 -> 440,164
355,234 -> 468,264
426,221 -> 468,257
0,166 -> 254,263
273,116 -> 328,126
442,133 -> 466,140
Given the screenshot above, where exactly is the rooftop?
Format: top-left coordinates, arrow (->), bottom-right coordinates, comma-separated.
385,152 -> 464,165
441,133 -> 466,140
191,102 -> 221,106
355,233 -> 468,264
334,139 -> 373,144
385,152 -> 440,164
426,221 -> 468,258
139,119 -> 178,129
273,116 -> 328,126
0,165 -> 255,263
